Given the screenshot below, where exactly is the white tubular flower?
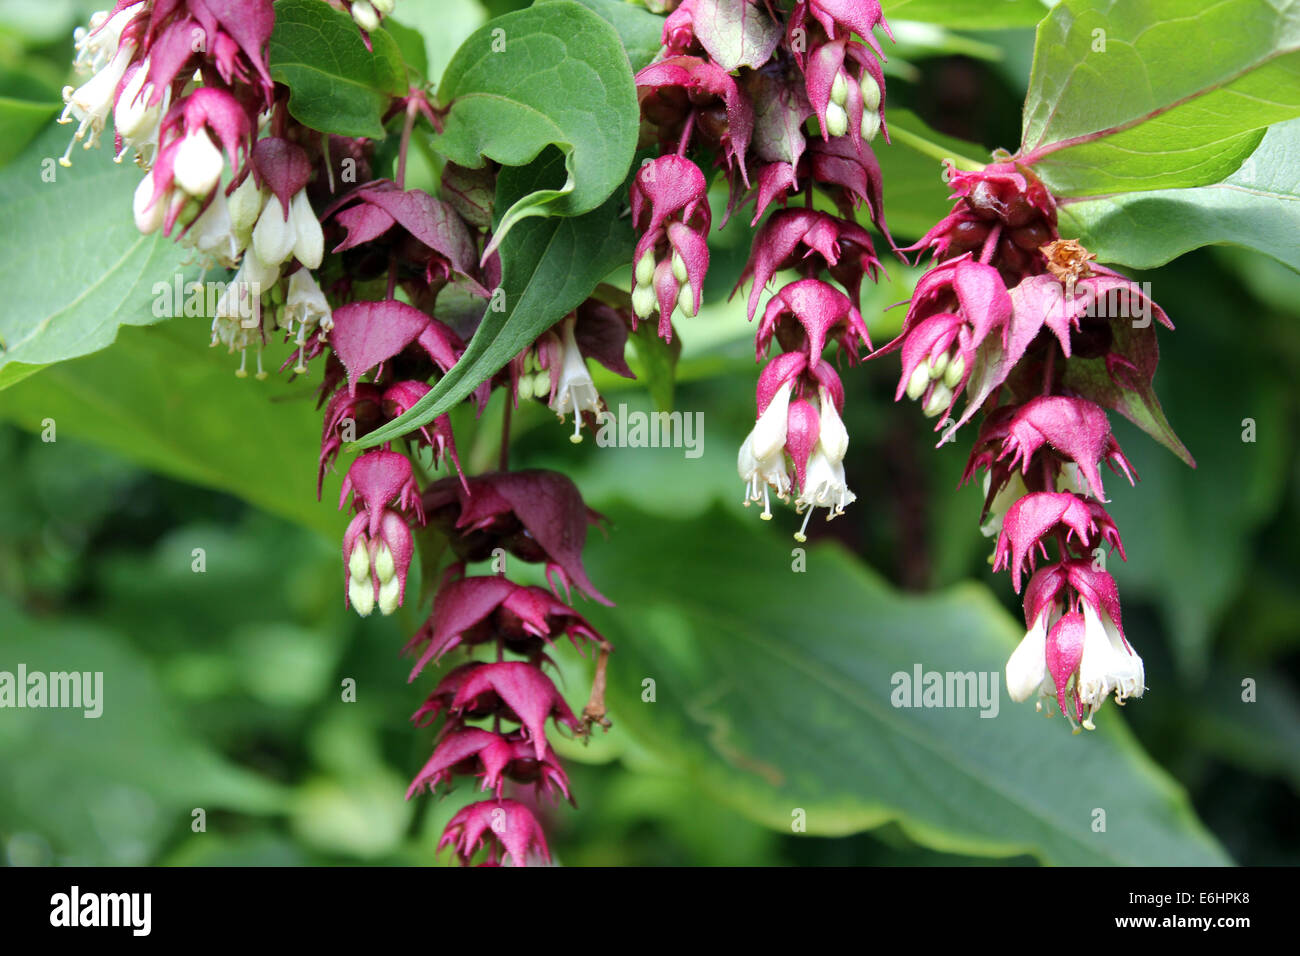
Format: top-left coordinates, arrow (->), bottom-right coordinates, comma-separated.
133,170 -> 166,235
251,196 -> 295,265
58,41 -> 136,165
1077,602 -> 1145,730
816,386 -> 848,461
547,315 -> 601,443
72,4 -> 142,75
285,269 -> 333,371
1006,606 -> 1051,703
184,189 -> 241,268
739,380 -> 794,519
791,387 -> 855,542
113,61 -> 166,166
792,443 -> 855,542
289,190 -> 324,269
172,128 -> 225,197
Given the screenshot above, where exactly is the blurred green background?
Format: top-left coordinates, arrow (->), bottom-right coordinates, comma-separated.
0,0 -> 1296,866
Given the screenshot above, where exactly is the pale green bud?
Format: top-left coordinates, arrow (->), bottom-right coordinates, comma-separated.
632,283 -> 658,319
635,249 -> 656,286
371,0 -> 395,14
928,349 -> 949,379
228,176 -> 264,237
860,74 -> 882,114
943,353 -> 966,389
347,539 -> 370,580
671,250 -> 688,284
905,362 -> 931,401
860,109 -> 881,143
349,578 -> 375,617
831,71 -> 849,107
677,282 -> 696,318
922,382 -> 953,418
825,102 -> 848,138
377,576 -> 401,616
373,541 -> 396,583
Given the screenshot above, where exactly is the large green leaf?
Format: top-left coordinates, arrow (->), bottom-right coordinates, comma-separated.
541,0 -> 666,72
1058,119 -> 1300,272
1020,0 -> 1300,197
432,1 -> 639,252
268,0 -> 407,138
0,322 -> 342,539
357,150 -> 634,448
883,0 -> 1049,30
0,123 -> 193,387
580,504 -> 1229,865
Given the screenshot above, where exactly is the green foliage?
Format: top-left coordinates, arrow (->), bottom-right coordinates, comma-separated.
883,0 -> 1050,30
431,1 -> 639,249
1022,0 -> 1300,195
579,504 -> 1228,866
0,125 -> 195,387
1059,119 -> 1300,272
268,0 -> 408,138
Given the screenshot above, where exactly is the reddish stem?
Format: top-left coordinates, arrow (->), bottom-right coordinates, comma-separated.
676,110 -> 696,157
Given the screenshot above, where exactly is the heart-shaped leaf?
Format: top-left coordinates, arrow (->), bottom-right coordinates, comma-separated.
431,1 -> 639,256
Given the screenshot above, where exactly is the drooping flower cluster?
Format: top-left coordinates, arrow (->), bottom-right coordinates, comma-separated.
885,158 -> 1190,730
405,471 -> 614,866
634,0 -> 894,539
61,1 -> 636,865
62,0 -> 335,379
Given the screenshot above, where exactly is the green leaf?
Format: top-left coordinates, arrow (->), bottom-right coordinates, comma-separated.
0,597 -> 289,864
357,150 -> 635,448
268,0 -> 407,138
883,0 -> 1049,30
432,1 -> 639,253
1020,0 -> 1300,197
583,503 -> 1229,865
0,123 -> 194,385
875,109 -> 987,239
540,0 -> 666,72
0,96 -> 57,166
0,322 -> 342,539
1058,119 -> 1300,272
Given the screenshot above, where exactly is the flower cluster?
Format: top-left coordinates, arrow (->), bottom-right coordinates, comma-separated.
884,159 -> 1185,729
62,1 -> 634,864
634,0 -> 894,540
406,471 -> 614,866
61,0 -> 337,379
